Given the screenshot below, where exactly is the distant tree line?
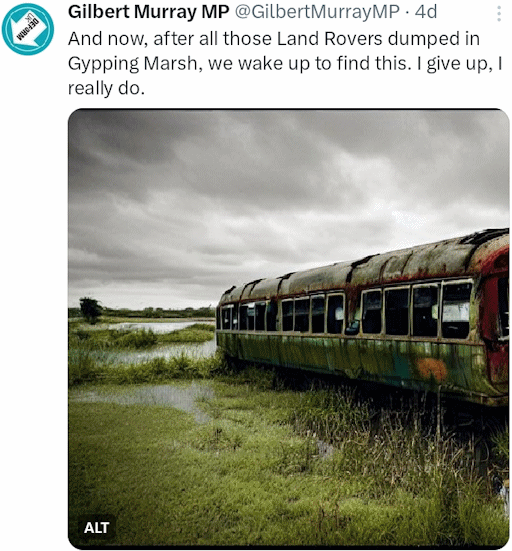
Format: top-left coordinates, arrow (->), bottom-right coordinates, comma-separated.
69,300 -> 215,321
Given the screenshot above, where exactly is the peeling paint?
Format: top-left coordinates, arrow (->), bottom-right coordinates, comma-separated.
218,230 -> 509,406
416,358 -> 448,382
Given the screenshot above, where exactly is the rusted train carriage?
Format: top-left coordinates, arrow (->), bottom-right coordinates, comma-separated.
216,229 -> 509,406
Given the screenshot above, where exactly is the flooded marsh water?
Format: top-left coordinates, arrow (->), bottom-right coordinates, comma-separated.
109,321 -> 214,333
69,382 -> 214,423
73,320 -> 218,366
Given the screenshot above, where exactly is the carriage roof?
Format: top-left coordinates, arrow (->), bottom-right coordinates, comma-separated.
219,228 -> 509,304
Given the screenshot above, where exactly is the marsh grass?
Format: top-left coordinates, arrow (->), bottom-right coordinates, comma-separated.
69,322 -> 215,351
68,322 -> 218,386
68,348 -> 509,546
68,349 -> 226,386
287,386 -> 509,545
69,373 -> 509,547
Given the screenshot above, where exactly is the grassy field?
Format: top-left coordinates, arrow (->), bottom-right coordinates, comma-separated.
68,366 -> 509,547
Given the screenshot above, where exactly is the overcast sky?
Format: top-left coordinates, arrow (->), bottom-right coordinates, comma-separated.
68,109 -> 509,310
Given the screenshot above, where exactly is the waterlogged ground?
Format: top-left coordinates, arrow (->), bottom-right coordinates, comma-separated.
69,382 -> 214,423
68,321 -> 509,546
113,339 -> 217,363
68,377 -> 509,547
74,320 -> 217,366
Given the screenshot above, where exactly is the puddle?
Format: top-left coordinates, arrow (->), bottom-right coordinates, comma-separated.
70,383 -> 214,423
316,439 -> 335,459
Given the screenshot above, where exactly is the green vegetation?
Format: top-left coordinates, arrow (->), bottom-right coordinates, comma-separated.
69,363 -> 509,547
68,323 -> 217,386
69,322 -> 214,348
68,349 -> 224,387
70,322 -> 212,346
79,297 -> 103,324
69,304 -> 215,320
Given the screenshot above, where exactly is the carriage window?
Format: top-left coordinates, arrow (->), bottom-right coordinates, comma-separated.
216,308 -> 221,330
239,304 -> 247,330
442,282 -> 471,339
385,288 -> 410,336
240,302 -> 255,330
266,300 -> 278,332
221,306 -> 233,330
246,302 -> 255,330
255,302 -> 266,331
327,294 -> 344,333
498,277 -> 509,339
362,290 -> 382,334
282,300 -> 294,331
311,295 -> 325,333
412,285 -> 439,337
294,298 -> 310,332
232,303 -> 239,331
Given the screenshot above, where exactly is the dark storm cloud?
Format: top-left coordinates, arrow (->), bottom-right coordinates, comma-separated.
68,110 -> 216,199
69,109 -> 508,211
68,110 -> 509,309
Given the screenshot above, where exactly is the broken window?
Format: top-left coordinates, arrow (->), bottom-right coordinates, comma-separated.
442,282 -> 471,339
282,300 -> 294,331
385,288 -> 410,336
232,303 -> 239,331
498,277 -> 509,339
246,302 -> 255,330
294,298 -> 310,332
240,302 -> 255,330
327,294 -> 344,333
266,300 -> 278,331
412,285 -> 439,337
239,304 -> 247,330
255,302 -> 266,331
221,305 -> 233,330
311,295 -> 325,333
362,290 -> 382,334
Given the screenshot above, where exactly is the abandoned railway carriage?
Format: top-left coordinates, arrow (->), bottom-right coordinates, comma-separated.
216,229 -> 509,406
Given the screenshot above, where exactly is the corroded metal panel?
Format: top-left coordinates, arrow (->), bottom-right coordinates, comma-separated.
249,278 -> 280,300
470,233 -> 509,274
286,263 -> 352,296
403,243 -> 473,280
217,332 -> 506,404
219,229 -> 509,306
217,229 -> 508,406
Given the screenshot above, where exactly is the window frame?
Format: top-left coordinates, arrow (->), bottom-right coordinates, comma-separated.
239,301 -> 256,331
440,279 -> 473,340
384,285 -> 411,337
293,297 -> 310,333
221,304 -> 234,330
266,299 -> 278,332
411,282 -> 440,338
310,293 -> 326,334
326,292 -> 345,334
281,299 -> 294,332
498,277 -> 509,340
361,289 -> 383,335
255,301 -> 267,331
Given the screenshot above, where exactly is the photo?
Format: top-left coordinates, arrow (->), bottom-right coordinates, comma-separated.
68,109 -> 509,547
